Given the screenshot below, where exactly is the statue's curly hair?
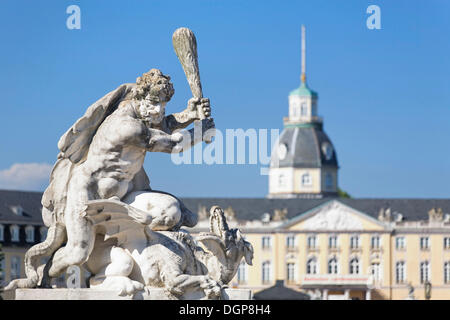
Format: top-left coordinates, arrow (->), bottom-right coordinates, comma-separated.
133,68 -> 174,102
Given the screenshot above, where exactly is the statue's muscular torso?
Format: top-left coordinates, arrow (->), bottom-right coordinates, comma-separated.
76,101 -> 156,200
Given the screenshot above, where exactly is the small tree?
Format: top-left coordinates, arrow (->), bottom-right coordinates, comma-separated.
0,243 -> 4,300
338,188 -> 351,198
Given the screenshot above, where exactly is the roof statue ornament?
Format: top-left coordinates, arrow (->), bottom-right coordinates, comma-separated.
5,27 -> 253,300
428,207 -> 444,222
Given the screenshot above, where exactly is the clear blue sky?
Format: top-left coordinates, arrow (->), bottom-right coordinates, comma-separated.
0,0 -> 449,198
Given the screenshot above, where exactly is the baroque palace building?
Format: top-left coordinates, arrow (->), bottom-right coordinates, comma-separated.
1,27 -> 449,300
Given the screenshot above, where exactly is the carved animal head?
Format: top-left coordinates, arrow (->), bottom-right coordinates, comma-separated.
196,206 -> 254,284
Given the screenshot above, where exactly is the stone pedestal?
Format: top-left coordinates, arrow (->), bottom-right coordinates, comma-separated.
6,288 -> 253,300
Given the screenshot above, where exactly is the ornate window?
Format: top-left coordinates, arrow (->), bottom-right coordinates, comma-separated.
237,261 -> 247,284
262,261 -> 271,284
349,257 -> 360,274
25,226 -> 35,243
371,235 -> 380,249
10,225 -> 19,242
350,235 -> 360,249
286,263 -> 296,282
420,261 -> 430,284
444,262 -> 450,284
396,237 -> 406,250
396,261 -> 406,284
301,173 -> 312,186
328,257 -> 339,274
307,257 -> 318,274
307,235 -> 317,249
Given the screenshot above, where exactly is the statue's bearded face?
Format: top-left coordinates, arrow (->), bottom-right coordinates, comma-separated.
134,69 -> 175,124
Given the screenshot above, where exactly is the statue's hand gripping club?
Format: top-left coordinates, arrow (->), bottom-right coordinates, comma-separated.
172,27 -> 215,143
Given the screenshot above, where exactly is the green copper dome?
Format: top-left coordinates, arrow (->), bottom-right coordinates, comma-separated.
289,82 -> 318,98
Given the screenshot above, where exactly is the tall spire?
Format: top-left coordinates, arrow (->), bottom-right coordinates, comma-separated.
301,25 -> 306,84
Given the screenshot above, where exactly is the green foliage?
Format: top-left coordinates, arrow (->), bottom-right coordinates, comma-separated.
337,188 -> 351,198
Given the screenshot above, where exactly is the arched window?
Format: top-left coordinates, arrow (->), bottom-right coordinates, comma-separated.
10,225 -> 19,242
328,257 -> 339,274
349,257 -> 360,274
302,173 -> 312,186
444,262 -> 450,284
307,257 -> 318,274
396,261 -> 406,284
25,226 -> 35,243
420,261 -> 430,283
262,261 -> 271,284
237,261 -> 247,284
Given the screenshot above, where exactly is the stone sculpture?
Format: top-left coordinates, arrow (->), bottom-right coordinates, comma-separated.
6,28 -> 253,300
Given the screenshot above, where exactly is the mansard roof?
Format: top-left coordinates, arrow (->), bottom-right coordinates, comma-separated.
0,190 -> 449,225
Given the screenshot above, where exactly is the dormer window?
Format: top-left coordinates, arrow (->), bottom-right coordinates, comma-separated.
302,173 -> 312,186
25,226 -> 35,243
10,205 -> 24,216
10,225 -> 19,242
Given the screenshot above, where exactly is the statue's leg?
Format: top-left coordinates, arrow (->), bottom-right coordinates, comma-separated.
47,207 -> 95,278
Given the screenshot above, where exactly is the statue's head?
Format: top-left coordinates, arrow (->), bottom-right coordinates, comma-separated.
132,68 -> 175,124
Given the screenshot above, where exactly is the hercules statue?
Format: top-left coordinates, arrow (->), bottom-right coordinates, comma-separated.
6,68 -> 215,290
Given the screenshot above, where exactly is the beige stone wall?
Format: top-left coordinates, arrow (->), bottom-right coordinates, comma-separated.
232,228 -> 450,300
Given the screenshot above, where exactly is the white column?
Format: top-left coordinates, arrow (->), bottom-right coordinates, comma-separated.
365,289 -> 372,300
323,289 -> 329,300
344,289 -> 350,300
